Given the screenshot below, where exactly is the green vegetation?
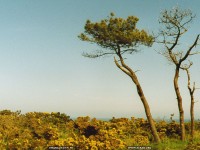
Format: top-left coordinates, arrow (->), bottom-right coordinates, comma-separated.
0,110 -> 200,149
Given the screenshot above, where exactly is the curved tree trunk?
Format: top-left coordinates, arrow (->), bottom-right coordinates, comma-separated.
174,66 -> 186,141
114,56 -> 160,143
131,74 -> 161,143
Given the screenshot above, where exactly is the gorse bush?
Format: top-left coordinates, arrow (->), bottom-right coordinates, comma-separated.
0,110 -> 199,149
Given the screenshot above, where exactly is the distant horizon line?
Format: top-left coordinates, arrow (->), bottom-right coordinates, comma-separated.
70,117 -> 199,122
0,109 -> 198,122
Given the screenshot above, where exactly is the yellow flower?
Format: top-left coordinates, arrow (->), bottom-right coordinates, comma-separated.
91,146 -> 98,150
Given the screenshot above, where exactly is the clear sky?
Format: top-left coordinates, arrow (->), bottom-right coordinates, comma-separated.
0,0 -> 200,120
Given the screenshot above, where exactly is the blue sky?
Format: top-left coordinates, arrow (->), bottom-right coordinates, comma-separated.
0,0 -> 200,120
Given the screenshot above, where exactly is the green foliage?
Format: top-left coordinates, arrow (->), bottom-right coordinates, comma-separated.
151,138 -> 188,150
79,13 -> 154,58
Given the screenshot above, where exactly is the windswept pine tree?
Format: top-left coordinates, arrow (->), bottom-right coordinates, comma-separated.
79,13 -> 160,143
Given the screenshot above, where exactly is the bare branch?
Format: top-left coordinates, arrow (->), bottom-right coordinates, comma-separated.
135,70 -> 140,73
121,48 -> 140,54
180,60 -> 193,70
180,34 -> 200,62
189,51 -> 200,56
168,50 -> 178,65
169,28 -> 181,51
181,14 -> 196,28
157,7 -> 198,67
82,51 -> 116,58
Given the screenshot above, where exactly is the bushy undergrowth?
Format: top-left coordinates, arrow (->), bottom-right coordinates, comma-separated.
0,110 -> 200,149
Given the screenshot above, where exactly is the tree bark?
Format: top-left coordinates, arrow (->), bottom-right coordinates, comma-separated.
114,56 -> 160,143
174,66 -> 186,141
185,69 -> 195,140
131,74 -> 161,143
190,93 -> 195,140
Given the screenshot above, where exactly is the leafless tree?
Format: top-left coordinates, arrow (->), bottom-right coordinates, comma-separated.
181,62 -> 198,141
157,7 -> 200,140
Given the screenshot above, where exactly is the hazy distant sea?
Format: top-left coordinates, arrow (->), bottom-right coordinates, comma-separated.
97,118 -> 193,122
71,117 -> 194,123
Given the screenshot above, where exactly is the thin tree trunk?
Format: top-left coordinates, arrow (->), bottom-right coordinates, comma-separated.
190,94 -> 195,140
114,56 -> 160,143
185,69 -> 195,140
131,75 -> 161,143
174,66 -> 186,141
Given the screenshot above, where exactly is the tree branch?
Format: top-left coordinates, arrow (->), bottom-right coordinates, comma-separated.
121,48 -> 140,54
180,60 -> 193,70
82,51 -> 116,58
114,57 -> 132,77
169,28 -> 181,51
180,34 -> 200,63
116,44 -> 136,76
189,51 -> 200,56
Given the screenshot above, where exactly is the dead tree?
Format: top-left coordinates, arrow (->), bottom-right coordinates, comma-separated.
181,62 -> 197,141
157,7 -> 200,140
